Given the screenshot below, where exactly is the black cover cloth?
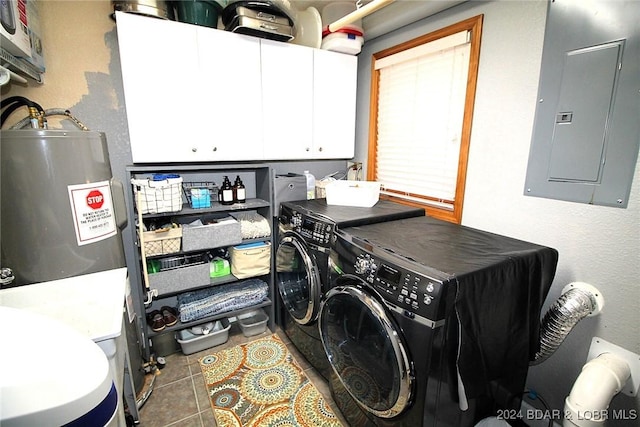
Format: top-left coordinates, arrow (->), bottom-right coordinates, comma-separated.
341,215 -> 558,404
281,198 -> 425,228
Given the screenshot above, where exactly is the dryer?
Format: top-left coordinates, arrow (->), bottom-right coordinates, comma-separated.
321,216 -> 558,427
275,199 -> 424,381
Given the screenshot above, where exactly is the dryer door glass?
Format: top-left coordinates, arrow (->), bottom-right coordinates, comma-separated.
275,235 -> 320,324
320,282 -> 412,419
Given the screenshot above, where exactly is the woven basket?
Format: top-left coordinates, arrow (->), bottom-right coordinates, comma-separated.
143,227 -> 182,256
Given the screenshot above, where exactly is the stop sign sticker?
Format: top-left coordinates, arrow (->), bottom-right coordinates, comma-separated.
86,190 -> 104,210
68,181 -> 117,246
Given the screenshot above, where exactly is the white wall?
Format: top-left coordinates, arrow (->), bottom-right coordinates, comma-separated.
355,0 -> 640,422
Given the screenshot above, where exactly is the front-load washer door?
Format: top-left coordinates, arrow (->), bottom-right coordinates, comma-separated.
276,233 -> 321,325
320,277 -> 413,419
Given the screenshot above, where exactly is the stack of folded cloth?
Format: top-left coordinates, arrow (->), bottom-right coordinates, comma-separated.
177,278 -> 268,323
231,211 -> 271,239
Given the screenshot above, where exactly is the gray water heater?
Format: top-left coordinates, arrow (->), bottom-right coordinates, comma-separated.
1,129 -> 127,286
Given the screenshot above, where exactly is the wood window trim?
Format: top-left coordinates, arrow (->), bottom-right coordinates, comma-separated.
367,14 -> 483,224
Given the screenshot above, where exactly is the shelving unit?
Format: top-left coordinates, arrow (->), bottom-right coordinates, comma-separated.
125,164 -> 274,359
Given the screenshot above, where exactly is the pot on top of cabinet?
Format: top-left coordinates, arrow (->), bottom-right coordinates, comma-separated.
222,0 -> 295,42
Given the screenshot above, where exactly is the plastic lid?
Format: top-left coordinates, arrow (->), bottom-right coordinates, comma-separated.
322,25 -> 364,38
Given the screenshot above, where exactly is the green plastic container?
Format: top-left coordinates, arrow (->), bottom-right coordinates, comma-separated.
174,0 -> 221,28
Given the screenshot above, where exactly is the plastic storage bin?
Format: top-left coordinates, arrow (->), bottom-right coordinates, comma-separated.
325,180 -> 381,207
237,309 -> 269,337
176,318 -> 231,355
321,32 -> 364,55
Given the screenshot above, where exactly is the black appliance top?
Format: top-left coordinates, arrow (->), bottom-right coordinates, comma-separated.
340,215 -> 559,409
281,198 -> 425,228
341,215 -> 557,277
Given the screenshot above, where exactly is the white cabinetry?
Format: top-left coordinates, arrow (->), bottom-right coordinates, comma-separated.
196,28 -> 264,161
261,40 -> 313,160
261,44 -> 358,160
313,49 -> 357,159
117,13 -> 201,163
116,12 -> 356,163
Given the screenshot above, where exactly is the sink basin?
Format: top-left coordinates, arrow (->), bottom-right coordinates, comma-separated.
0,306 -> 117,426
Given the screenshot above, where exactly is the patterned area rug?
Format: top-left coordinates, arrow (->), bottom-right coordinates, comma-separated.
199,334 -> 344,427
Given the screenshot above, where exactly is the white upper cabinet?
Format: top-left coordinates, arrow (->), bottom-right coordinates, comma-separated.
262,43 -> 358,160
117,12 -> 202,163
313,49 -> 357,159
196,28 -> 264,161
261,40 -> 314,160
116,12 -> 357,163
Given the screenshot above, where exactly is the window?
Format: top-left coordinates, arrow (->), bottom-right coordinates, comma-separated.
367,15 -> 483,224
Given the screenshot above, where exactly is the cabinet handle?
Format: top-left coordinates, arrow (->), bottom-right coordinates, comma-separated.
306,147 -> 310,152
213,147 -> 217,152
192,147 -> 197,152
318,147 -> 323,152
259,23 -> 278,31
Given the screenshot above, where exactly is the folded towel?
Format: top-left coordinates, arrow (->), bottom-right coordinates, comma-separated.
231,211 -> 271,239
177,278 -> 268,323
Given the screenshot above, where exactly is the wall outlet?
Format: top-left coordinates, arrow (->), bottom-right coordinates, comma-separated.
347,162 -> 363,180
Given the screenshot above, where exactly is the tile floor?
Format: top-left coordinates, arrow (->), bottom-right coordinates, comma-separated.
136,324 -> 349,427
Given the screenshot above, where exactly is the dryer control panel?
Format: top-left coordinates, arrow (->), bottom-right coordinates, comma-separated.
354,253 -> 446,322
335,234 -> 451,323
280,206 -> 335,248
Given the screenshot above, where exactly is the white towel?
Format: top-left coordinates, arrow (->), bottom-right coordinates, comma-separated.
231,211 -> 271,239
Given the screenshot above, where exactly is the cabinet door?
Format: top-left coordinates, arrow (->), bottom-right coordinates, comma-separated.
116,12 -> 201,163
196,28 -> 264,160
313,50 -> 357,159
261,40 -> 314,160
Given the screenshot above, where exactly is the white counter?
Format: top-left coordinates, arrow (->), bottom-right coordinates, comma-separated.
0,267 -> 128,342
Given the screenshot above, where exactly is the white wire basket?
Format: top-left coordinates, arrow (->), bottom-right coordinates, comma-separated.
131,176 -> 183,214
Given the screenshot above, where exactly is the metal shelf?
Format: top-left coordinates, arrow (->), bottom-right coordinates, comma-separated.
141,198 -> 271,219
126,163 -> 275,360
146,298 -> 273,337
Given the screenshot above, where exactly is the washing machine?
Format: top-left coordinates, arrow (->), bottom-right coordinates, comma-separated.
275,199 -> 424,380
320,216 -> 558,427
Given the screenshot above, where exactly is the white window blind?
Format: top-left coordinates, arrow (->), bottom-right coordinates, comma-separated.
374,30 -> 471,209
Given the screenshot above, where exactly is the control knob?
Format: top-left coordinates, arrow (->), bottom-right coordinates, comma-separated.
354,256 -> 376,276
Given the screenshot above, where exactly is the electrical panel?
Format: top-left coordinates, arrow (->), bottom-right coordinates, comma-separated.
524,0 -> 640,208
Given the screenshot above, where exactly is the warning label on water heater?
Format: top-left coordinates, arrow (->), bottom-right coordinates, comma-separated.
68,180 -> 117,246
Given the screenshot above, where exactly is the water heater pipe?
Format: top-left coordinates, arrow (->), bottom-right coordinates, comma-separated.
563,353 -> 631,427
0,65 -> 27,85
531,282 -> 604,365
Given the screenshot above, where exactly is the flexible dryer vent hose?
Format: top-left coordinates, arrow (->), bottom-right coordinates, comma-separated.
531,282 -> 604,366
